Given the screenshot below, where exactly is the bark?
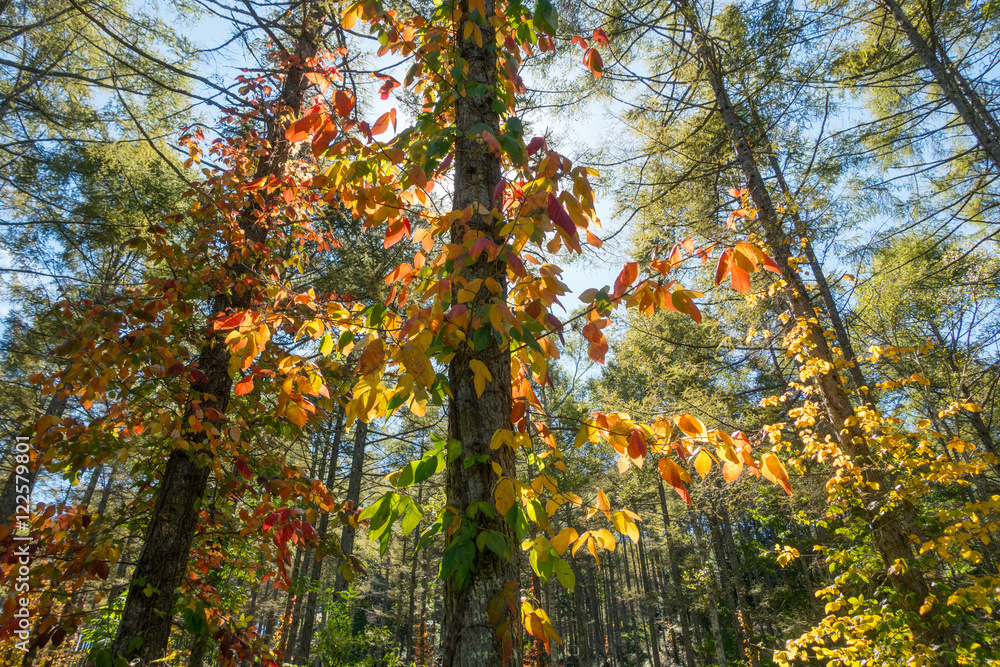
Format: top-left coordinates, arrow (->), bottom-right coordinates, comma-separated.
717,500 -> 757,667
657,480 -> 696,667
691,513 -> 727,667
637,534 -> 663,667
280,548 -> 306,657
878,0 -> 1000,170
334,420 -> 368,593
672,0 -> 954,654
187,632 -> 208,667
106,14 -> 320,664
1,387 -> 69,529
294,409 -> 347,664
439,0 -> 520,665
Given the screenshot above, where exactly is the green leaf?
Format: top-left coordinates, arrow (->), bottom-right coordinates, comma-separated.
553,556 -> 575,590
533,0 -> 558,35
473,326 -> 491,351
499,135 -> 526,167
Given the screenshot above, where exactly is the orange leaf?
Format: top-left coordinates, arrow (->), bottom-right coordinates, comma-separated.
234,375 -> 254,396
357,339 -> 386,376
657,457 -> 692,505
371,109 -> 395,136
334,90 -> 355,117
584,47 -> 603,78
285,402 -> 308,428
613,262 -> 639,297
722,460 -> 742,483
714,247 -> 732,286
761,452 -> 792,495
677,414 -> 706,438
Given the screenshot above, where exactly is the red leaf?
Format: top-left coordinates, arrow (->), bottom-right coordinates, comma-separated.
527,136 -> 546,156
493,178 -> 507,207
571,36 -> 588,49
234,375 -> 254,396
334,90 -> 355,118
613,262 -> 639,297
235,458 -> 253,481
627,430 -> 647,459
584,48 -> 603,78
547,193 -> 576,238
592,27 -> 610,47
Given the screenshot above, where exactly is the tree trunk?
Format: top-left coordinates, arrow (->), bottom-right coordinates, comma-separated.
691,513 -> 727,667
657,480 -> 696,667
295,408 -> 347,664
878,0 -> 1000,170
439,0 -> 520,665
1,389 -> 68,530
334,420 -> 368,593
637,534 -> 663,667
106,15 -> 319,663
672,0 -> 954,654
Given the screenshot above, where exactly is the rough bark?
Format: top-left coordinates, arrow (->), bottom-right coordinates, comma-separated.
878,0 -> 1000,170
439,0 -> 520,665
657,480 -> 696,667
334,420 -> 368,593
106,13 -> 320,663
672,0 -> 954,654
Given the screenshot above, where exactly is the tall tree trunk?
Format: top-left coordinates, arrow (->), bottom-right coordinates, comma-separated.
878,0 -> 1000,170
106,13 -> 319,663
1,387 -> 69,529
439,0 -> 520,665
672,0 -> 955,654
691,512 -> 727,667
334,420 -> 368,593
637,534 -> 663,667
657,480 -> 696,667
295,408 -> 347,664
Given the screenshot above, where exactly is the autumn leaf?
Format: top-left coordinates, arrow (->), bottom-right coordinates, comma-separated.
597,488 -> 611,520
761,452 -> 792,495
657,457 -> 692,505
693,449 -> 713,478
470,359 -> 492,397
677,413 -> 706,438
234,375 -> 254,396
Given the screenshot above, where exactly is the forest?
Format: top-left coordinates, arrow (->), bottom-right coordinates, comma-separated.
1,0 -> 999,665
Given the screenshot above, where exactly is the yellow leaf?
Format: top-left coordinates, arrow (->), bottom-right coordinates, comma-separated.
470,359 -> 492,397
722,460 -> 742,483
401,343 -> 436,387
761,452 -> 792,495
490,430 -> 512,450
677,413 -> 706,438
285,402 -> 308,428
693,449 -> 712,478
550,527 -> 578,555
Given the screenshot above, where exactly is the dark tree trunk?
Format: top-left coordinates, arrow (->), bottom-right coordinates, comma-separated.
439,0 -> 520,665
878,0 -> 1000,170
334,420 -> 368,593
294,409 -> 347,664
657,480 -> 696,667
106,13 -> 320,664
